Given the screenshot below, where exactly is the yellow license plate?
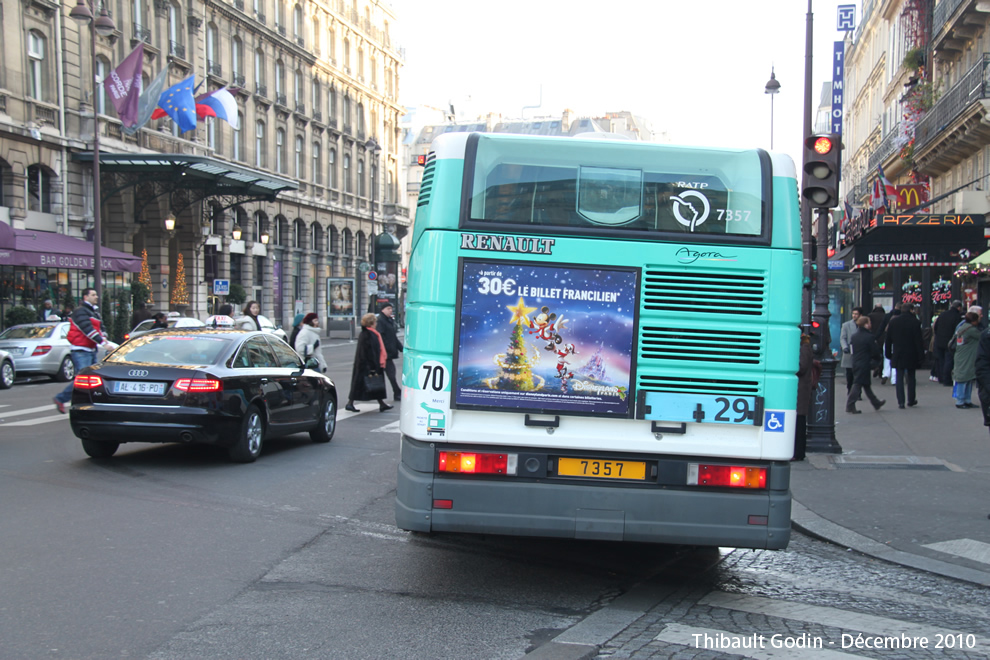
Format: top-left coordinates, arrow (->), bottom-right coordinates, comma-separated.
557,457 -> 646,481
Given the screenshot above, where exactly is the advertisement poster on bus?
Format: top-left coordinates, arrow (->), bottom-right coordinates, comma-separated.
327,278 -> 355,319
453,260 -> 638,417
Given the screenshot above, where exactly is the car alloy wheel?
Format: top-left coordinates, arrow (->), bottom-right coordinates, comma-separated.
56,356 -> 75,382
310,397 -> 336,443
0,360 -> 14,389
230,405 -> 264,463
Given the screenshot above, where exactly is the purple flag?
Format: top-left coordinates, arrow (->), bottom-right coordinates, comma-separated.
103,43 -> 144,127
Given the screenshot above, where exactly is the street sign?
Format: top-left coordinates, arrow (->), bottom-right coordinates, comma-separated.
358,261 -> 372,273
213,279 -> 230,295
368,271 -> 377,280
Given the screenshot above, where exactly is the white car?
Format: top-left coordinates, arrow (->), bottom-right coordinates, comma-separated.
125,316 -> 206,341
257,315 -> 288,341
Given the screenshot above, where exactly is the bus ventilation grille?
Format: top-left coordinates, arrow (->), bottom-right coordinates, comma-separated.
417,153 -> 437,208
640,327 -> 763,364
642,269 -> 766,316
638,375 -> 761,397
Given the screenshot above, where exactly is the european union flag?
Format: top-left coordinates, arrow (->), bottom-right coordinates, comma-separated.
157,75 -> 198,133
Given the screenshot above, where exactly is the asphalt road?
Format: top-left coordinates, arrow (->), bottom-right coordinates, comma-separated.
3,338 -> 989,660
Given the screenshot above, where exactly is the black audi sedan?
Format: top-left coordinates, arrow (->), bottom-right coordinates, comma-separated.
69,329 -> 337,462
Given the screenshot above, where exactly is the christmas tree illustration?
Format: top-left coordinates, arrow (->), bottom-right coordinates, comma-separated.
139,249 -> 153,304
486,298 -> 543,391
170,252 -> 189,307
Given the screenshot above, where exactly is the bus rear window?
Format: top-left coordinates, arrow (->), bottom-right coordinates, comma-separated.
466,135 -> 767,239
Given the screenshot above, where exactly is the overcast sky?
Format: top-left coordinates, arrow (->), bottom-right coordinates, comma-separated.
389,0 -> 860,175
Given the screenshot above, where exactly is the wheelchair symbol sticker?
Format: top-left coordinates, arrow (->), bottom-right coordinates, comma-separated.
764,411 -> 785,433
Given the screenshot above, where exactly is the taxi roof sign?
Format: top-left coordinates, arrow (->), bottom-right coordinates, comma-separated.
205,315 -> 236,328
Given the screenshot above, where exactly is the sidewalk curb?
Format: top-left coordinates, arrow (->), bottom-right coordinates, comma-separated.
791,500 -> 990,587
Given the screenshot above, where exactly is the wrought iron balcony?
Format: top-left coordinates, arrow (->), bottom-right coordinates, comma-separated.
915,54 -> 990,153
295,103 -> 306,115
133,24 -> 151,43
233,0 -> 243,8
276,93 -> 288,106
255,83 -> 268,98
234,74 -> 246,87
296,36 -> 304,47
207,61 -> 223,77
278,25 -> 286,36
867,122 -> 902,172
312,111 -> 322,122
169,41 -> 185,59
255,11 -> 265,23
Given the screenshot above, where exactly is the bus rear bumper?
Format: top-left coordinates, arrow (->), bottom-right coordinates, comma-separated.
395,443 -> 791,550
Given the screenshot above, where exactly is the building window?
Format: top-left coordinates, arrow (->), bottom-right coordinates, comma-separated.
207,117 -> 217,150
311,224 -> 318,250
233,113 -> 243,160
343,95 -> 351,126
343,38 -> 350,70
312,141 -> 321,182
27,31 -> 46,101
312,79 -> 320,113
357,103 -> 365,136
343,153 -> 351,193
294,135 -> 304,179
94,57 -> 108,115
167,4 -> 182,57
256,120 -> 266,168
328,86 -> 336,121
253,211 -> 263,241
294,68 -> 303,105
207,23 -> 218,68
370,55 -> 377,87
357,158 -> 364,197
27,165 -> 52,213
254,48 -> 265,85
276,0 -> 284,28
294,220 -> 303,248
232,37 -> 242,80
276,127 -> 285,173
327,29 -> 335,61
293,4 -> 302,40
328,147 -> 336,189
275,60 -> 284,96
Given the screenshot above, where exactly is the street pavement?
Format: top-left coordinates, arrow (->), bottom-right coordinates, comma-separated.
792,372 -> 990,587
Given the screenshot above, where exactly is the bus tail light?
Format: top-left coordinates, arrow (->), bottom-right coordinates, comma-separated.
74,374 -> 103,389
687,463 -> 767,489
438,451 -> 517,475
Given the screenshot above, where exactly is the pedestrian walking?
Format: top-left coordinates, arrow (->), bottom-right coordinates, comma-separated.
839,307 -> 864,393
344,313 -> 393,413
933,301 -> 963,385
288,313 -> 305,349
376,302 -> 403,401
868,305 -> 886,380
845,316 -> 885,414
884,302 -> 925,409
236,300 -> 263,331
149,312 -> 168,329
53,288 -> 118,414
950,311 -> 981,408
131,301 -> 153,329
294,312 -> 328,373
39,299 -> 60,322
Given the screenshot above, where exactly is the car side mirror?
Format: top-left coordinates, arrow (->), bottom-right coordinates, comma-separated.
304,357 -> 320,370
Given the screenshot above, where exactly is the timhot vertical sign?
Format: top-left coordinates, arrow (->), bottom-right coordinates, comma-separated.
831,41 -> 845,136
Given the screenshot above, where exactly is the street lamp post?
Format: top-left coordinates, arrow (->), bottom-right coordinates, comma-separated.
70,0 -> 115,301
364,136 -> 381,313
764,68 -> 781,149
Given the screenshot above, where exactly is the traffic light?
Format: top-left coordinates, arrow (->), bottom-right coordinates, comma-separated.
802,134 -> 841,209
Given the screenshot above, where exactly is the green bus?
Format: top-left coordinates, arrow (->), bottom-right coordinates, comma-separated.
396,132 -> 802,549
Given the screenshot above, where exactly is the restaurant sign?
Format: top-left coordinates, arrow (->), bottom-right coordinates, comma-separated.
879,214 -> 984,227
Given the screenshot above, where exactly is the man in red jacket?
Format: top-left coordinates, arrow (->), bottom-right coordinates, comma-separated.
53,288 -> 118,414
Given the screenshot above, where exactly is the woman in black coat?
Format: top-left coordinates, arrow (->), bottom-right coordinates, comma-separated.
345,313 -> 393,413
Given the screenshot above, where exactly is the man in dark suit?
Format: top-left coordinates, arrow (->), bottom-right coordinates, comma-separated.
884,302 -> 925,409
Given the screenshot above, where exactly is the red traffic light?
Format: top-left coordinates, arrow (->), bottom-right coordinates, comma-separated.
813,136 -> 833,155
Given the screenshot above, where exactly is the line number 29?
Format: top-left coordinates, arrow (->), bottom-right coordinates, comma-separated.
420,361 -> 448,391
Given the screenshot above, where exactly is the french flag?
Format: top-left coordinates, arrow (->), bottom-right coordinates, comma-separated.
196,87 -> 240,130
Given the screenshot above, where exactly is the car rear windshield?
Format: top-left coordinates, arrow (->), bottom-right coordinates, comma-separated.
0,325 -> 55,339
107,335 -> 231,366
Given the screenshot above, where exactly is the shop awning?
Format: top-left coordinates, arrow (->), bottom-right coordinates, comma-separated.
969,250 -> 990,266
0,222 -> 142,272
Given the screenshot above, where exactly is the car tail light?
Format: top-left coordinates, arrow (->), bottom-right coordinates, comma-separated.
74,374 -> 103,389
687,463 -> 767,489
31,345 -> 52,356
438,451 -> 516,475
123,333 -> 130,341
173,378 -> 223,392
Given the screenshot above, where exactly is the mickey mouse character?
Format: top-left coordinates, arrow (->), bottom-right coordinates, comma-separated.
529,307 -> 560,350
554,343 -> 577,377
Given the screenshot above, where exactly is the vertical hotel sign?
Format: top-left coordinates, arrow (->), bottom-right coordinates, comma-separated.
832,5 -> 855,136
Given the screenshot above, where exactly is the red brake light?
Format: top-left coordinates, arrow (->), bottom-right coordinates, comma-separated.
173,378 -> 223,392
31,345 -> 52,356
813,136 -> 833,154
690,464 -> 767,489
123,334 -> 130,341
416,154 -> 427,166
438,451 -> 512,475
74,374 -> 103,389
